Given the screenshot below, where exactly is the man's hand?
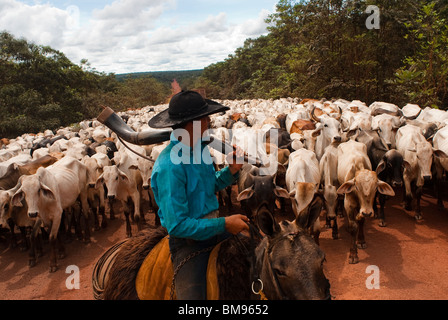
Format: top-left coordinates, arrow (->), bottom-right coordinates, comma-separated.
225,214 -> 250,235
227,145 -> 245,175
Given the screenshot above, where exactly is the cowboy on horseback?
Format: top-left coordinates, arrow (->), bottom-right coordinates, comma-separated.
148,90 -> 250,300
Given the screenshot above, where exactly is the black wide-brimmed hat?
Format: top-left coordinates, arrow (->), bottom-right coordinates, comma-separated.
148,90 -> 230,128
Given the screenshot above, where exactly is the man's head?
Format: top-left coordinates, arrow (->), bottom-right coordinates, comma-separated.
148,91 -> 229,129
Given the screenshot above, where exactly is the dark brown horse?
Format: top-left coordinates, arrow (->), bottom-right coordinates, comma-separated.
92,203 -> 331,300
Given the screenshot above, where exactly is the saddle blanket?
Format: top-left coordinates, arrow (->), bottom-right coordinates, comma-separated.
135,236 -> 221,300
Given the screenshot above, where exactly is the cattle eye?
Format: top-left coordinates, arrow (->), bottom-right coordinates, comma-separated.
4,204 -> 9,211
115,176 -> 119,180
324,124 -> 328,127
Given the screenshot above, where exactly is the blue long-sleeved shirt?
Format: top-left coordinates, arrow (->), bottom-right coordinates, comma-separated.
150,132 -> 238,241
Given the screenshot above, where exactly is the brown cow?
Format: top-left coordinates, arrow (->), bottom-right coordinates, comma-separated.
0,138 -> 10,148
0,155 -> 60,190
19,154 -> 60,175
337,140 -> 395,264
290,120 -> 316,135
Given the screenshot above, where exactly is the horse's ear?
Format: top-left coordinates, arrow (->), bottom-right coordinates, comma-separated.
256,210 -> 279,237
296,197 -> 323,230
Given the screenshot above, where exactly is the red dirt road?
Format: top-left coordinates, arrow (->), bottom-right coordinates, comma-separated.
1,185 -> 448,300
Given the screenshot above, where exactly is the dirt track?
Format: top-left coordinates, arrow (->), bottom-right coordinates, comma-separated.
1,185 -> 448,300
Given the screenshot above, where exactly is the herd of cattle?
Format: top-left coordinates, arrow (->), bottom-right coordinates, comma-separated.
1,97 -> 448,273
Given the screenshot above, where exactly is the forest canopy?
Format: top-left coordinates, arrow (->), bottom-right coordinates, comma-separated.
193,0 -> 448,109
0,31 -> 170,138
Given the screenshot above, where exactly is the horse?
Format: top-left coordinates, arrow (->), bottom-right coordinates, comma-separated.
92,201 -> 331,300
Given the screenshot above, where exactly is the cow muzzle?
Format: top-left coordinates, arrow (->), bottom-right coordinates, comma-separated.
424,175 -> 431,183
333,136 -> 342,143
143,185 -> 150,190
392,180 -> 402,187
356,211 -> 373,220
28,212 -> 38,218
88,183 -> 95,188
108,195 -> 116,201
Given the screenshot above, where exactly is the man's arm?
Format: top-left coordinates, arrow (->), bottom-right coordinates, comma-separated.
152,164 -> 226,241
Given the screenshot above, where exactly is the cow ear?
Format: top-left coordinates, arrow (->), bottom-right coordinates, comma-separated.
377,181 -> 395,197
289,189 -> 296,198
376,160 -> 386,175
274,186 -> 289,199
95,173 -> 104,189
11,189 -> 24,207
40,184 -> 56,201
296,197 -> 323,230
256,210 -> 279,237
434,149 -> 448,158
118,169 -> 130,182
337,180 -> 355,195
312,127 -> 322,138
237,185 -> 254,202
402,160 -> 412,172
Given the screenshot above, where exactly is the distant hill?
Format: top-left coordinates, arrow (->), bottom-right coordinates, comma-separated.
116,69 -> 203,89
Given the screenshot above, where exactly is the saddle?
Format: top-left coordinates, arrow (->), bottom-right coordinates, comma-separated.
135,236 -> 222,300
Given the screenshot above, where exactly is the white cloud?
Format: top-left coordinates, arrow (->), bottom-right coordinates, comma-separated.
0,0 -> 273,73
0,0 -> 70,48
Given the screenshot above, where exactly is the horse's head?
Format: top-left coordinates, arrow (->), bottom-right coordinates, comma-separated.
254,198 -> 331,300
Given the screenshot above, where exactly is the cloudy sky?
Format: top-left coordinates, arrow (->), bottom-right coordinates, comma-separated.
0,0 -> 278,74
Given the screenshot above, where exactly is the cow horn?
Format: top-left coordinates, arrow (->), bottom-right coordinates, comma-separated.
335,106 -> 343,120
310,106 -> 320,123
402,109 -> 422,120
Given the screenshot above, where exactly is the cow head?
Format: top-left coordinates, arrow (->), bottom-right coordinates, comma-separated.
372,115 -> 401,149
136,157 -> 155,190
289,182 -> 319,217
310,106 -> 342,142
407,142 -> 440,183
0,190 -> 11,225
321,184 -> 338,220
376,149 -> 411,187
12,174 -> 56,219
337,170 -> 395,220
237,172 -> 289,218
83,156 -> 101,188
95,165 -> 129,200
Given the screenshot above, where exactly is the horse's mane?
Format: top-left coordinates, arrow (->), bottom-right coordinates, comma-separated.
103,226 -> 168,300
216,235 -> 253,300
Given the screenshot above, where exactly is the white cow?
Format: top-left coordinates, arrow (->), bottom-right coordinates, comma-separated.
95,163 -> 143,237
82,154 -> 110,230
286,148 -> 322,244
397,124 -> 447,219
135,156 -> 160,226
11,156 -> 90,272
0,186 -> 35,251
319,142 -> 341,239
433,126 -> 448,210
309,107 -> 343,160
371,114 -> 401,149
337,140 -> 394,264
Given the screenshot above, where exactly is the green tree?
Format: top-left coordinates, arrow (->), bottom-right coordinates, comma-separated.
394,1 -> 448,108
